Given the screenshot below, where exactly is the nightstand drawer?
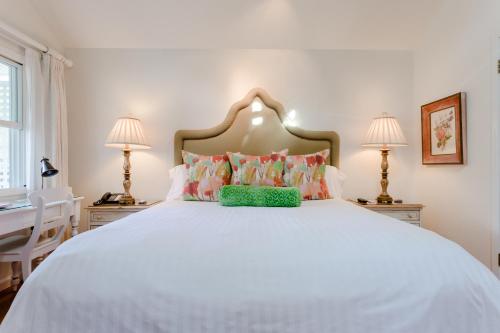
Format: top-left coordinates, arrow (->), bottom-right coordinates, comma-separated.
90,211 -> 131,222
350,201 -> 423,227
378,210 -> 420,221
85,201 -> 162,231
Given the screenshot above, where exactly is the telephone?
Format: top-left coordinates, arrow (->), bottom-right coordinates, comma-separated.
93,192 -> 123,206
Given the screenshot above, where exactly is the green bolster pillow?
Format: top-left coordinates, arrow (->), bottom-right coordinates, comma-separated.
219,185 -> 301,207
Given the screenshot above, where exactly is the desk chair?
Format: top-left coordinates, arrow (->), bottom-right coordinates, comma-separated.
0,188 -> 72,284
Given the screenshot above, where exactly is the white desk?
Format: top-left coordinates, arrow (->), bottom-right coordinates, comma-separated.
0,197 -> 84,290
0,197 -> 83,236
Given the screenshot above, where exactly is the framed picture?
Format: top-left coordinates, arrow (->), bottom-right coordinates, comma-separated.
421,93 -> 466,164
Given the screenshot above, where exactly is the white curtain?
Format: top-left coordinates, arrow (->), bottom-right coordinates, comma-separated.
24,49 -> 69,191
24,48 -> 45,191
43,53 -> 69,188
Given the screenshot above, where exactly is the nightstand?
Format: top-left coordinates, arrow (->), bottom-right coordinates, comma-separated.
351,201 -> 423,227
85,201 -> 161,230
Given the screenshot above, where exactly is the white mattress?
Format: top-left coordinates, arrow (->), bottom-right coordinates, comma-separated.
2,199 -> 499,333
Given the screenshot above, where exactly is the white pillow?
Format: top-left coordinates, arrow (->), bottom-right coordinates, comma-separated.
325,165 -> 346,199
166,165 -> 187,201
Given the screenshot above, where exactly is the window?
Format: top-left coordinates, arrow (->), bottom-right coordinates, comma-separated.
0,55 -> 24,195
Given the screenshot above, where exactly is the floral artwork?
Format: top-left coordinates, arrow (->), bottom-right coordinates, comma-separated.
421,93 -> 465,164
284,149 -> 331,200
182,151 -> 232,201
430,107 -> 456,155
227,150 -> 287,187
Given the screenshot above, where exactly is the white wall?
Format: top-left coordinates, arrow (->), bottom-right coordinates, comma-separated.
65,49 -> 416,230
0,0 -> 63,50
413,0 -> 500,270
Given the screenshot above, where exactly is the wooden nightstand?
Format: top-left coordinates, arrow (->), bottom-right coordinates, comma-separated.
351,201 -> 423,227
85,201 -> 161,230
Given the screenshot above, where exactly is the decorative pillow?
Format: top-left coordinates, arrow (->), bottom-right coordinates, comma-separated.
182,151 -> 232,201
284,149 -> 331,200
219,185 -> 301,207
227,150 -> 287,186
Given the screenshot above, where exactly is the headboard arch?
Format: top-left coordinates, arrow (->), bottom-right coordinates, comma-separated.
174,88 -> 340,167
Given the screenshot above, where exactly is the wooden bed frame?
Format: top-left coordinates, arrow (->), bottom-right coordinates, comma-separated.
174,88 -> 340,167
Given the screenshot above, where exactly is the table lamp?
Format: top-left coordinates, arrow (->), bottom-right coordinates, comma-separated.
105,117 -> 151,205
362,113 -> 407,204
40,157 -> 59,189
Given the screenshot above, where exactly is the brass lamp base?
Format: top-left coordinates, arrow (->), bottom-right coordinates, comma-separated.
119,194 -> 135,205
120,149 -> 135,206
377,148 -> 393,205
376,193 -> 393,204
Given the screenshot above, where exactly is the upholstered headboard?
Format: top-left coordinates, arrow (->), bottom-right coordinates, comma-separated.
174,88 -> 340,167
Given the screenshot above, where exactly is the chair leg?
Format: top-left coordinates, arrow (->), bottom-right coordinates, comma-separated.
21,260 -> 32,281
11,262 -> 21,292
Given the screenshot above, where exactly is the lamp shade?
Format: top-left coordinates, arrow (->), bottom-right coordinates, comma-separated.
362,113 -> 408,148
105,117 -> 151,150
40,158 -> 59,177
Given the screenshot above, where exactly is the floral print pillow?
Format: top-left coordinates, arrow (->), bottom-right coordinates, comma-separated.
182,151 -> 232,201
284,149 -> 331,200
227,150 -> 287,186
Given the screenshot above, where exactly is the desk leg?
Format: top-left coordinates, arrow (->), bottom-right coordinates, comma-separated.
71,214 -> 79,237
11,262 -> 21,291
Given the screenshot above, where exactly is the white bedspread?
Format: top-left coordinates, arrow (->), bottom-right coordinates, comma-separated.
2,199 -> 499,333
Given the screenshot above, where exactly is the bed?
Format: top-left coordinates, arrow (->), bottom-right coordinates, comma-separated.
2,89 -> 499,333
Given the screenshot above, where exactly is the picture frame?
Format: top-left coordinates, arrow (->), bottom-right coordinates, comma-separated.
421,93 -> 466,164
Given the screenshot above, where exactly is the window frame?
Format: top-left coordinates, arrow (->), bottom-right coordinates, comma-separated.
0,54 -> 26,198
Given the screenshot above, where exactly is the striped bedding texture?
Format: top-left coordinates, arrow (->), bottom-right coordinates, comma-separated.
2,199 -> 499,333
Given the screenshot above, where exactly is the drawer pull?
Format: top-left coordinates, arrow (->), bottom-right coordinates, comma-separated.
90,211 -> 132,222
379,211 -> 419,221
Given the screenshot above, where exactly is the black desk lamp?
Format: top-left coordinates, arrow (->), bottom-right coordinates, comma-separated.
40,157 -> 59,189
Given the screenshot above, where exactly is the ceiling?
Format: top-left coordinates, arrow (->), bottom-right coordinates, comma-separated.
30,0 -> 438,50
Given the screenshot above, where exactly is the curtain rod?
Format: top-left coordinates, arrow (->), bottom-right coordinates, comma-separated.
0,20 -> 73,68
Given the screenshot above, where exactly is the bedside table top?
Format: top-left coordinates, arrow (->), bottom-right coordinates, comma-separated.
85,200 -> 162,210
349,200 -> 423,210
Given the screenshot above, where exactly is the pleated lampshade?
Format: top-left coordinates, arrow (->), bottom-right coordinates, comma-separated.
362,113 -> 408,148
105,117 -> 151,150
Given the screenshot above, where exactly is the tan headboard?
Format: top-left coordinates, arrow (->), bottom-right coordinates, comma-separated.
174,88 -> 340,167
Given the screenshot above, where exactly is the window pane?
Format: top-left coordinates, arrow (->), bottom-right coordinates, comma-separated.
0,127 -> 11,188
0,127 -> 21,189
0,55 -> 23,194
0,60 -> 18,122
